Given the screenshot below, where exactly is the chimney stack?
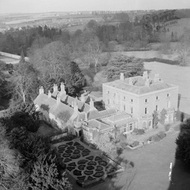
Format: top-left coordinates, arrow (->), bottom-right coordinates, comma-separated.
39,86 -> 44,95
80,94 -> 85,103
120,73 -> 125,81
73,99 -> 79,113
53,84 -> 58,92
89,98 -> 95,111
143,71 -> 148,79
57,94 -> 61,104
145,78 -> 150,87
129,78 -> 133,85
48,90 -> 51,98
60,82 -> 66,94
154,74 -> 160,82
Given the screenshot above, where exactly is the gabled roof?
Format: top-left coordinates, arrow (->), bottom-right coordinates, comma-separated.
51,103 -> 74,119
87,110 -> 100,120
34,93 -> 74,121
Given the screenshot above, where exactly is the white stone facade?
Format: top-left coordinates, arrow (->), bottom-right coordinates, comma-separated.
103,72 -> 179,129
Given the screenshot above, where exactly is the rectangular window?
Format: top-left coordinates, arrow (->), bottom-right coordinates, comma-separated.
129,123 -> 133,130
167,93 -> 170,97
145,107 -> 147,114
131,99 -> 133,103
131,107 -> 133,114
145,99 -> 148,103
156,96 -> 159,100
124,105 -> 126,111
156,105 -> 158,111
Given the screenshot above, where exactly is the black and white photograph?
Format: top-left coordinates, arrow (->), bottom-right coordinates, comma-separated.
0,0 -> 190,189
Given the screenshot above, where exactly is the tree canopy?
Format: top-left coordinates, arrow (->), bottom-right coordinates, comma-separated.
176,119 -> 190,166
105,54 -> 144,81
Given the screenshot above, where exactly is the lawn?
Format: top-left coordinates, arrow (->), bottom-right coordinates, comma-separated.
119,130 -> 179,190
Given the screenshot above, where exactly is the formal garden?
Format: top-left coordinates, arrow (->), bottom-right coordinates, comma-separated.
52,138 -> 121,187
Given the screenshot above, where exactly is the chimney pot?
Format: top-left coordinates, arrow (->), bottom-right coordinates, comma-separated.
120,73 -> 125,81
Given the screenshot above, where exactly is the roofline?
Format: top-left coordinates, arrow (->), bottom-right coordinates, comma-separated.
103,83 -> 178,97
103,83 -> 139,97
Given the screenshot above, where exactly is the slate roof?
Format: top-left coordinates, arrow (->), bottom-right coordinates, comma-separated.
34,93 -> 74,120
87,119 -> 112,132
104,76 -> 176,95
34,92 -> 120,132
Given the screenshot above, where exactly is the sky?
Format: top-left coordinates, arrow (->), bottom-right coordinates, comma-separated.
0,0 -> 190,14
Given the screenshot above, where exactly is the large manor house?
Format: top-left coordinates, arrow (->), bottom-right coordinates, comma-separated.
34,71 -> 178,141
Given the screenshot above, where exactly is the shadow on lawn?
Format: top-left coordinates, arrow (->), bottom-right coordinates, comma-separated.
167,159 -> 190,190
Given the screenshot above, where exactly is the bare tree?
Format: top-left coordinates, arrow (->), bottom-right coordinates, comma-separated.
83,35 -> 103,72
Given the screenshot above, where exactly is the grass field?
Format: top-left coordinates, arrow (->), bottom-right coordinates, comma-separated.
120,130 -> 179,190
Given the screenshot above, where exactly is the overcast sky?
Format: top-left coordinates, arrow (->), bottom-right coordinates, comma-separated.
0,0 -> 190,13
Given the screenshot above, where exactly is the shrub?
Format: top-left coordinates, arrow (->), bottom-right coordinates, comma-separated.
164,124 -> 171,131
175,119 -> 190,166
133,128 -> 145,135
130,141 -> 139,147
157,131 -> 166,139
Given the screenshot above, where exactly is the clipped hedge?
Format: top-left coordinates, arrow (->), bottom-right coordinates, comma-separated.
143,57 -> 179,65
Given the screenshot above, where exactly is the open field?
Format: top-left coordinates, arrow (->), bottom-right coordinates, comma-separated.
144,61 -> 190,114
